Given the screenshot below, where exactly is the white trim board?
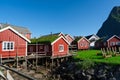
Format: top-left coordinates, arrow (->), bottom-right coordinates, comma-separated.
0,26 -> 31,43
51,36 -> 70,45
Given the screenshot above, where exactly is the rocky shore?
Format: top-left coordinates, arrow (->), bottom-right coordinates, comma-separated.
51,61 -> 120,80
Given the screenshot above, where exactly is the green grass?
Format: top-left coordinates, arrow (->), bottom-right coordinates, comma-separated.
73,50 -> 120,65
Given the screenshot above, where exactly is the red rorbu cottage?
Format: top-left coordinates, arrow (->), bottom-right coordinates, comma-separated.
95,35 -> 120,49
0,26 -> 31,58
28,33 -> 70,57
72,36 -> 90,50
0,23 -> 31,39
65,34 -> 74,44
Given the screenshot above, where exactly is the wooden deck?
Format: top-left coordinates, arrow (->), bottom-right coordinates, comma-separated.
1,53 -> 73,63
51,53 -> 73,59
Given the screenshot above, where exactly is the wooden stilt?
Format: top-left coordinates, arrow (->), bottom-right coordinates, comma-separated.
25,56 -> 27,70
45,58 -> 47,69
33,59 -> 35,66
51,59 -> 53,70
106,47 -> 109,55
57,59 -> 59,67
35,54 -> 38,68
0,54 -> 2,64
16,54 -> 18,69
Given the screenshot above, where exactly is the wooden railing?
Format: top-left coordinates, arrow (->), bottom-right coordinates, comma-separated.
101,47 -> 120,58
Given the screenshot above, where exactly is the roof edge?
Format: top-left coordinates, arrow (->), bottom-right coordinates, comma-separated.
0,26 -> 31,43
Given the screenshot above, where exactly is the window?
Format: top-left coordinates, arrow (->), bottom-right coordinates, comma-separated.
116,42 -> 120,45
59,45 -> 64,52
80,43 -> 87,47
110,42 -> 115,46
39,45 -> 44,51
2,41 -> 14,51
30,46 -> 33,52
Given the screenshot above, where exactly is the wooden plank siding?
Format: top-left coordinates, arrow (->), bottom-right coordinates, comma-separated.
27,44 -> 52,56
52,37 -> 69,56
0,29 -> 27,58
77,38 -> 90,50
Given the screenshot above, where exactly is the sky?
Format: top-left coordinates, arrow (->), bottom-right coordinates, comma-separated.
0,0 -> 120,38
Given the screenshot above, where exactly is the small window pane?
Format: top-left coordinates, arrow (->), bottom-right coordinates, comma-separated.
2,41 -> 14,51
11,43 -> 13,49
4,42 -> 6,50
59,45 -> 64,52
7,43 -> 10,49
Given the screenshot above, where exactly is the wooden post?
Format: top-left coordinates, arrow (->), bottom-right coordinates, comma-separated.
0,54 -> 2,64
51,59 -> 53,71
25,56 -> 27,70
57,59 -> 59,67
36,54 -> 38,68
36,38 -> 38,68
16,52 -> 18,69
119,47 -> 120,53
106,47 -> 109,55
45,58 -> 47,69
16,36 -> 19,69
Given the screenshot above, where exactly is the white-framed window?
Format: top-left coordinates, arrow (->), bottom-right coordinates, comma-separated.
110,42 -> 115,46
116,42 -> 120,45
59,45 -> 64,52
80,43 -> 83,47
2,41 -> 14,51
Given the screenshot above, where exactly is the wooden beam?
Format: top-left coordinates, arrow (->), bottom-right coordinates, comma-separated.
0,64 -> 36,80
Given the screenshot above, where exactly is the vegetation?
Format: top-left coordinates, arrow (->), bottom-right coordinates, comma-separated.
73,50 -> 120,65
30,35 -> 59,44
76,59 -> 95,70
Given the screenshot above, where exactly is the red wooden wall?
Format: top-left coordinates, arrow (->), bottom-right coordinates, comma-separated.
52,38 -> 69,56
0,29 -> 27,58
27,44 -> 52,55
65,35 -> 73,44
108,37 -> 120,47
77,38 -> 89,50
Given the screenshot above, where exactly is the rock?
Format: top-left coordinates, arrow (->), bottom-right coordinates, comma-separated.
109,77 -> 116,80
86,68 -> 94,75
34,73 -> 42,79
86,75 -> 92,80
113,72 -> 120,80
27,70 -> 35,75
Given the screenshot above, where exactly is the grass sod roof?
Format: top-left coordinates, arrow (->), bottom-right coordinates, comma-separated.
96,35 -> 120,43
72,36 -> 82,44
30,35 -> 59,44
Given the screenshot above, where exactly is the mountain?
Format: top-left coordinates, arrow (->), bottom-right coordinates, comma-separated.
97,6 -> 120,38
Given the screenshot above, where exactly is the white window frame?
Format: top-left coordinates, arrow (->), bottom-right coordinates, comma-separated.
80,43 -> 83,47
59,45 -> 64,52
110,42 -> 115,46
116,42 -> 120,45
2,41 -> 14,51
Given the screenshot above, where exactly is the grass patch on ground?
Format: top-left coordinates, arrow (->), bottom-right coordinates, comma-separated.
73,50 -> 120,65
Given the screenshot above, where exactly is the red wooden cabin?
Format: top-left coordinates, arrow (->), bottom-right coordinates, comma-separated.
72,36 -> 90,50
65,34 -> 74,44
95,35 -> 120,48
28,34 -> 70,57
0,26 -> 30,58
0,23 -> 31,39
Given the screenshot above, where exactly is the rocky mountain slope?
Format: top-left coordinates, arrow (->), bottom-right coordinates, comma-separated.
97,6 -> 120,37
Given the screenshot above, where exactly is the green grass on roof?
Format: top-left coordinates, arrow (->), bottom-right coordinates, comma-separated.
30,35 -> 59,44
72,36 -> 82,44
